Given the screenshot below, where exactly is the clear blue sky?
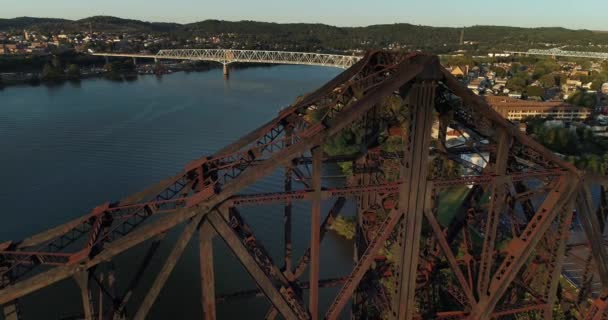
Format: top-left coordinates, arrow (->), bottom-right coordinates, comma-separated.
3,0 -> 608,30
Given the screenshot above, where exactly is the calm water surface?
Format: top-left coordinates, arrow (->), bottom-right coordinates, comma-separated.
0,66 -> 354,319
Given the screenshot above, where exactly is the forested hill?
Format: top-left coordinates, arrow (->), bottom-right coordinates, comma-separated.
0,16 -> 180,33
2,16 -> 608,53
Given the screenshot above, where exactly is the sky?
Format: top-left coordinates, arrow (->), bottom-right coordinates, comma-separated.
2,0 -> 608,30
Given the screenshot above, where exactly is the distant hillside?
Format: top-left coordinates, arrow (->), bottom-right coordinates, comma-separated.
2,16 -> 608,53
0,16 -> 179,33
0,17 -> 70,30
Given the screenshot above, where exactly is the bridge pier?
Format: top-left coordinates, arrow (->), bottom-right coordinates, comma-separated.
105,56 -> 109,64
222,63 -> 229,77
132,57 -> 137,65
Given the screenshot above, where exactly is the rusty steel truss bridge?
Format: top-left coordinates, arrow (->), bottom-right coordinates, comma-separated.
92,49 -> 361,74
2,51 -> 608,320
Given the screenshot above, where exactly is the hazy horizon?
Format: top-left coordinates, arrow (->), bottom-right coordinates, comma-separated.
2,14 -> 608,33
1,0 -> 607,31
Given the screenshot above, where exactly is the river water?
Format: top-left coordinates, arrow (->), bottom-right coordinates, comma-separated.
0,66 -> 355,319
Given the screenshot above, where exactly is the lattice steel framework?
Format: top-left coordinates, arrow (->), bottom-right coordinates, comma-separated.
1,51 -> 608,320
93,49 -> 361,69
505,48 -> 608,59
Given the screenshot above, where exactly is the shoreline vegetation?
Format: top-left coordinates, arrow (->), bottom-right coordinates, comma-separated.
0,53 -> 278,89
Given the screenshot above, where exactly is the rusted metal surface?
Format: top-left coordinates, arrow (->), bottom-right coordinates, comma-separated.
74,271 -> 93,320
309,146 -> 322,320
200,222 -> 217,320
0,50 -> 606,319
392,81 -> 438,320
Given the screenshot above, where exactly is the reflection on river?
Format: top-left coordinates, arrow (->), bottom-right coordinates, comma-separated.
0,65 -> 356,319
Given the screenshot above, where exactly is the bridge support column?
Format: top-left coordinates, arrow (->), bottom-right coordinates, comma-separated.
104,56 -> 109,64
222,63 -> 229,77
132,57 -> 137,65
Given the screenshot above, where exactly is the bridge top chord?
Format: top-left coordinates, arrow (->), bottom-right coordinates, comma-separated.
93,49 -> 362,69
505,48 -> 608,59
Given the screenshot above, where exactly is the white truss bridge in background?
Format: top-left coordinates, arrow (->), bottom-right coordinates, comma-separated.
505,48 -> 608,59
92,49 -> 361,69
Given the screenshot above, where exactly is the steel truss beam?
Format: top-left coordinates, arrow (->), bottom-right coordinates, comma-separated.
208,208 -> 307,320
92,49 -> 361,69
392,81 -> 438,320
200,222 -> 217,320
1,51 -> 606,320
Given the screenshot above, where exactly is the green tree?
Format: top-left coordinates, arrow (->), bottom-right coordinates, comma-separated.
491,67 -> 507,78
51,55 -> 63,72
567,90 -> 598,108
66,64 -> 81,79
532,59 -> 559,79
41,63 -> 61,81
103,62 -> 115,73
525,85 -> 544,97
580,60 -> 592,70
592,80 -> 605,91
510,63 -> 522,75
539,74 -> 556,88
506,76 -> 526,92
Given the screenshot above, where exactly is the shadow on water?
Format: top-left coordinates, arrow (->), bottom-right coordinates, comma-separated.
67,79 -> 82,88
43,81 -> 67,95
125,74 -> 139,82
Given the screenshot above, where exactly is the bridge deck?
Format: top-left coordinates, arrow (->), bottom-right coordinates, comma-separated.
92,49 -> 361,69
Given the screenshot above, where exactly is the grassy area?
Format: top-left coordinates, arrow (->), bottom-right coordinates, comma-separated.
328,216 -> 356,240
437,186 -> 471,226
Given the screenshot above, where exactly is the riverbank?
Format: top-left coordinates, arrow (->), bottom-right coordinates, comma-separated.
0,61 -> 282,89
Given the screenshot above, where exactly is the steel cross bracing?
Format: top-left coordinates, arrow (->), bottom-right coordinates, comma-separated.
505,48 -> 608,60
1,50 -> 608,320
93,49 -> 362,69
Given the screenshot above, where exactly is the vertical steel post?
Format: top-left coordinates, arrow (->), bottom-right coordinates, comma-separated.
200,222 -> 216,320
74,270 -> 94,320
309,146 -> 322,320
393,81 -> 436,320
